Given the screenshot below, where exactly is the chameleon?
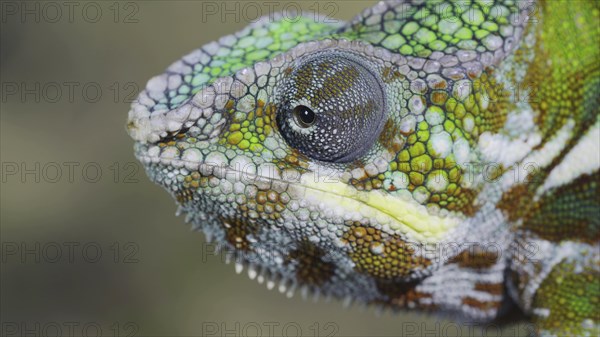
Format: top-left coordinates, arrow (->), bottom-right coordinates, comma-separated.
126,0 -> 599,335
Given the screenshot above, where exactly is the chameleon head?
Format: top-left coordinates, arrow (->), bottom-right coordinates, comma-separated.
124,2 -> 600,333
127,20 -> 482,305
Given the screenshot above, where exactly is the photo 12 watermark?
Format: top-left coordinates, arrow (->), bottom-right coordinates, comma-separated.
1,241 -> 140,264
197,239 -> 541,268
399,320 -> 538,337
1,161 -> 140,184
199,1 -> 340,24
1,81 -> 140,104
1,321 -> 140,337
201,321 -> 339,337
1,1 -> 140,24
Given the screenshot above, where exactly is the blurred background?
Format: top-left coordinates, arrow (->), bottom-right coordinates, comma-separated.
1,1 -> 529,336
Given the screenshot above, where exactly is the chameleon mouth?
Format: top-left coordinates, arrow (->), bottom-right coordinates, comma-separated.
135,144 -> 459,243
297,173 -> 460,242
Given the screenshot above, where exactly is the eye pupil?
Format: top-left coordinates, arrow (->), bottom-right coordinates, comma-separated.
293,105 -> 316,128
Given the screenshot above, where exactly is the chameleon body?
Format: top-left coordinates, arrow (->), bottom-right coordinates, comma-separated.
127,1 -> 599,335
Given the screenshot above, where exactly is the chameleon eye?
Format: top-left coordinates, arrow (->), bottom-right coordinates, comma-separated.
276,52 -> 386,163
292,105 -> 317,128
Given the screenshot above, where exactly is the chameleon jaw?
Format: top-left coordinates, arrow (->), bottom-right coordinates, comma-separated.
297,174 -> 461,243
135,141 -> 460,245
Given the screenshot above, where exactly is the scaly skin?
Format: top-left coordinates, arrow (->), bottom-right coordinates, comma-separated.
127,1 -> 599,335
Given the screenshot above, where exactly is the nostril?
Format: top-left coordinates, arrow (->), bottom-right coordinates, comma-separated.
149,114 -> 228,146
154,126 -> 192,145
